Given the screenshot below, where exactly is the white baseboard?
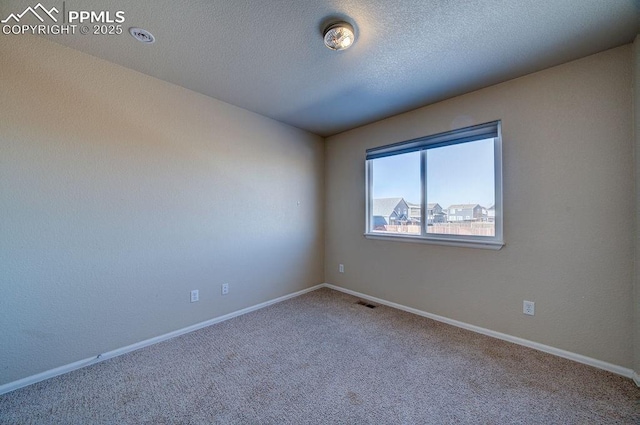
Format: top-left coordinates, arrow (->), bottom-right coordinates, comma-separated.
2,282 -> 635,395
322,283 -> 635,380
0,284 -> 324,396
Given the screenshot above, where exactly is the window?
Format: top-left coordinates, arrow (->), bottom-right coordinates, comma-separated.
365,121 -> 503,249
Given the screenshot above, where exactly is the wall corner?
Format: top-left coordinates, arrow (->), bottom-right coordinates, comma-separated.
633,34 -> 640,383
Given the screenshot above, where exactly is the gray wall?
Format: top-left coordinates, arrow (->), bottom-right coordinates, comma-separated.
0,36 -> 324,385
325,45 -> 634,368
634,36 -> 640,380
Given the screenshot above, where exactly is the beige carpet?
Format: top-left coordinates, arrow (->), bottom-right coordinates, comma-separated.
1,288 -> 638,424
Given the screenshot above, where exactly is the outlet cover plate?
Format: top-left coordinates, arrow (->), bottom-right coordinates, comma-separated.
523,300 -> 535,316
190,290 -> 199,303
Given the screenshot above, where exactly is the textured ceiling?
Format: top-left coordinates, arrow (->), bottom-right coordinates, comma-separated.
2,0 -> 639,136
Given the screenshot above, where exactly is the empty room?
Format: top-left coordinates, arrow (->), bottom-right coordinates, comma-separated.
1,0 -> 639,423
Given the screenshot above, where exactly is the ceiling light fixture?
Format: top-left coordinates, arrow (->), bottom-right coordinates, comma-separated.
323,22 -> 355,51
129,27 -> 155,44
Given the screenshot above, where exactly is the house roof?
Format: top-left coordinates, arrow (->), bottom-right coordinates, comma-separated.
403,203 -> 441,209
372,198 -> 404,217
448,204 -> 481,210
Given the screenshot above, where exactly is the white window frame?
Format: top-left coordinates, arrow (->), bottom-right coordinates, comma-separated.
365,121 -> 504,250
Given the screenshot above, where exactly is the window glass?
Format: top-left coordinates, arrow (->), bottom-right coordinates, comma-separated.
365,121 -> 503,248
426,138 -> 494,236
370,151 -> 420,235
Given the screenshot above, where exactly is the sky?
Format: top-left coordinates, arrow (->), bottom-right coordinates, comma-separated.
371,138 -> 495,208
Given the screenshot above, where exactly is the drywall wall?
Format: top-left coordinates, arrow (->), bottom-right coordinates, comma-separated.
0,35 -> 324,385
634,36 -> 640,380
325,45 -> 634,368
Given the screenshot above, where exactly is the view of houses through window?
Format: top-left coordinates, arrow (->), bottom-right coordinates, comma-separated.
370,138 -> 495,237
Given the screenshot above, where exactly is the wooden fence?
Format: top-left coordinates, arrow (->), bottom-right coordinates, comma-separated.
380,223 -> 495,237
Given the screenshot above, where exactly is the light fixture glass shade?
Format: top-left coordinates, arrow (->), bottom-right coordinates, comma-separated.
323,22 -> 355,51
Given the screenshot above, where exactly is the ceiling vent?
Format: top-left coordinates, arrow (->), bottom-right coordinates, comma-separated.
129,27 -> 155,44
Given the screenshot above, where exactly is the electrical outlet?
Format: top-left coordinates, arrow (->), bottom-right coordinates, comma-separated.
339,264 -> 344,273
222,283 -> 229,295
523,300 -> 535,316
190,290 -> 199,303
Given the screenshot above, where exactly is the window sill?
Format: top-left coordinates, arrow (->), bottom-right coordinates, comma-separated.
364,233 -> 504,250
